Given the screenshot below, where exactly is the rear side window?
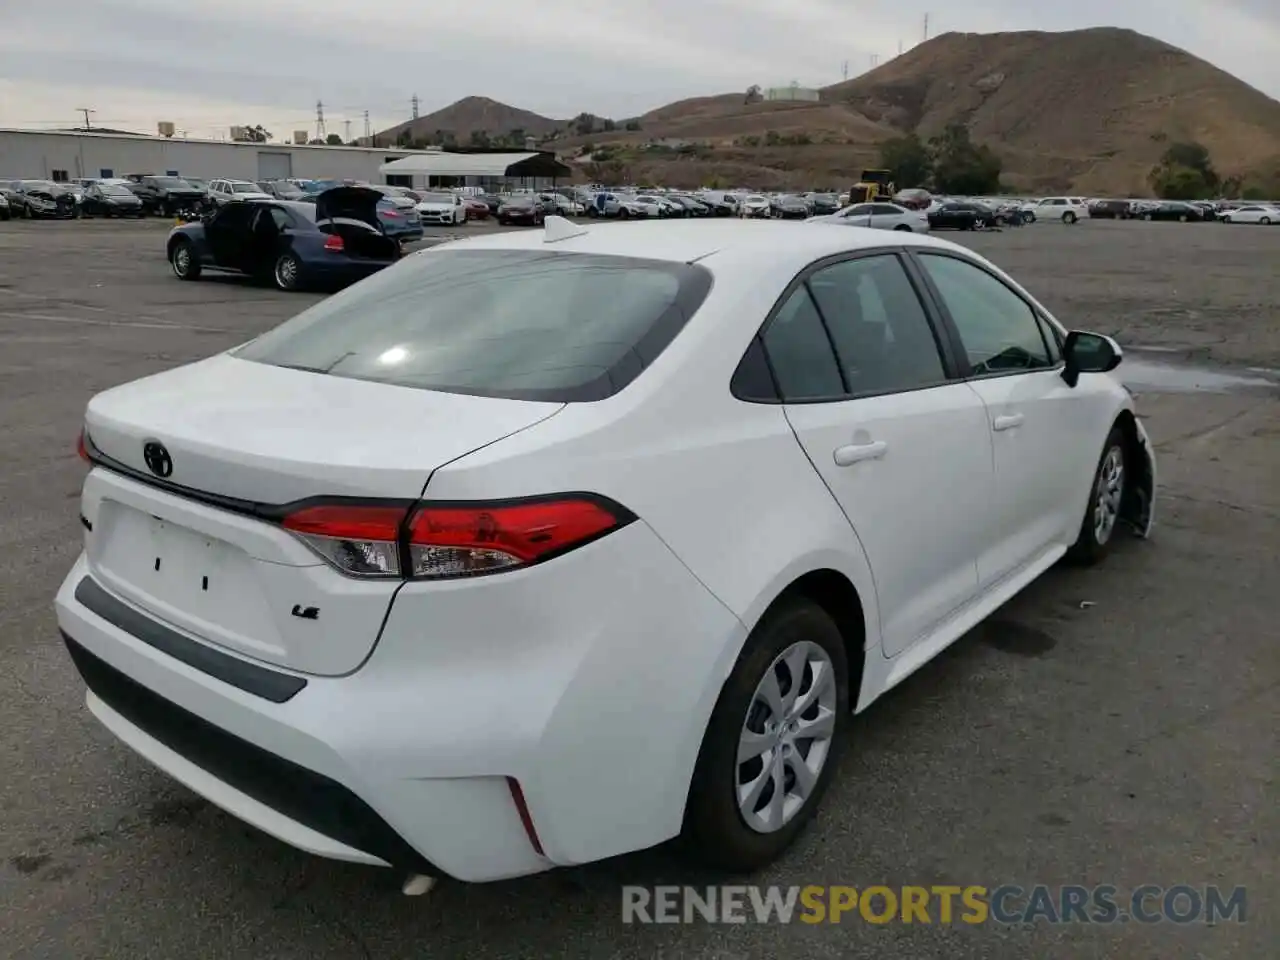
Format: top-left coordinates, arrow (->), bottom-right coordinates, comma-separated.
234,250 -> 712,402
760,287 -> 844,400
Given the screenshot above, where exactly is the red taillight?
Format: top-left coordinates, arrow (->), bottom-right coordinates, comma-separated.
323,234 -> 344,252
382,209 -> 402,218
279,496 -> 629,580
405,497 -> 624,578
282,504 -> 408,577
506,777 -> 545,856
77,429 -> 90,462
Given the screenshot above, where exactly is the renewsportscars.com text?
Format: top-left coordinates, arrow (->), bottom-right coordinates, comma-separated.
622,884 -> 1248,925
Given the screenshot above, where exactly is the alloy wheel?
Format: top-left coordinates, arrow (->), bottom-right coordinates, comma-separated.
1093,445 -> 1125,544
736,640 -> 837,834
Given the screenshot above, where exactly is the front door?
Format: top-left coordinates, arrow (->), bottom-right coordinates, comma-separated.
912,251 -> 1102,587
205,203 -> 255,270
762,252 -> 995,657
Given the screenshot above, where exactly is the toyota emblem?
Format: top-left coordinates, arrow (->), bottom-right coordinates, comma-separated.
142,441 -> 173,478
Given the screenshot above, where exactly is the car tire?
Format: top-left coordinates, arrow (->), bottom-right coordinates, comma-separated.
1261,217 -> 1271,225
1222,216 -> 1233,223
893,223 -> 912,231
618,208 -> 630,219
1024,212 -> 1035,223
1063,212 -> 1077,224
1142,213 -> 1152,221
170,240 -> 201,281
1067,424 -> 1128,566
681,598 -> 849,872
1178,214 -> 1187,223
273,253 -> 303,291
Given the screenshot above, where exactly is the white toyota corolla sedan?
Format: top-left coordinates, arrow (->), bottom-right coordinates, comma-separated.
56,217 -> 1155,887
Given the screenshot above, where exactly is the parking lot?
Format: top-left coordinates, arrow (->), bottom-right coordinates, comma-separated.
1,216 -> 1277,959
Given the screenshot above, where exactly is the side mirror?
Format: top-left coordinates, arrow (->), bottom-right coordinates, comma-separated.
1062,331 -> 1122,387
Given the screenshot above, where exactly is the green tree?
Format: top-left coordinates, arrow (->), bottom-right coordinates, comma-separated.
878,134 -> 932,189
238,124 -> 271,143
1148,140 -> 1219,199
573,112 -> 597,136
624,120 -> 642,131
929,124 -> 1001,195
325,133 -> 343,146
469,130 -> 491,147
602,118 -> 616,132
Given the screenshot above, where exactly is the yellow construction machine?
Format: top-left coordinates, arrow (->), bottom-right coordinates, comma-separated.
848,169 -> 896,204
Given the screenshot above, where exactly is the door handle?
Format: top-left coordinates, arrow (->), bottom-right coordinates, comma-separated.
833,440 -> 887,466
993,413 -> 1024,431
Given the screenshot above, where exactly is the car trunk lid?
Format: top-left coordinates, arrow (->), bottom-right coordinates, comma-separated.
81,353 -> 563,675
315,185 -> 385,232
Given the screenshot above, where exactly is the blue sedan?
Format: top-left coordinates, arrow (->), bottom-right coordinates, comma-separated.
166,187 -> 402,291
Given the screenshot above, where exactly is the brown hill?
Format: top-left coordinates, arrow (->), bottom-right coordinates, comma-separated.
821,27 -> 1280,193
379,96 -> 564,143
378,29 -> 1280,193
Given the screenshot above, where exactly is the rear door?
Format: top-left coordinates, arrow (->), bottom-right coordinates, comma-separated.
764,251 -> 994,657
912,251 -> 1104,587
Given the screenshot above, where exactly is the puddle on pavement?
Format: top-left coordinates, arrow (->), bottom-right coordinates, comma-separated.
1121,352 -> 1280,394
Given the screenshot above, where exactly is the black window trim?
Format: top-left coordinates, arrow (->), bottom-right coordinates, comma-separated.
905,249 -> 1065,383
731,246 -> 965,405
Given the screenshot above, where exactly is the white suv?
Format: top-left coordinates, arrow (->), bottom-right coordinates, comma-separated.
208,179 -> 272,205
1022,197 -> 1089,224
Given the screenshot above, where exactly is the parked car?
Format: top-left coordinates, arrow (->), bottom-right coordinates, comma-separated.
539,193 -> 586,217
771,195 -> 811,220
666,195 -> 712,217
166,187 -> 401,291
80,181 -> 146,218
61,219 -> 1155,887
13,180 -> 78,219
258,181 -> 307,201
1137,201 -> 1208,223
805,193 -> 842,216
740,194 -> 773,218
1087,199 -> 1133,220
462,197 -> 490,221
208,179 -> 273,206
0,181 -> 26,218
812,202 -> 930,232
927,201 -> 993,231
1219,204 -> 1279,225
695,191 -> 739,216
0,192 -> 8,220
496,195 -> 547,226
130,176 -> 208,216
415,191 -> 468,226
1022,197 -> 1089,224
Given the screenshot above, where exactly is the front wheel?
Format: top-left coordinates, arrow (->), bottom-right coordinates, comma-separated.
1222,216 -> 1233,223
1142,213 -> 1152,221
893,223 -> 912,231
273,252 -> 303,291
1067,425 -> 1127,565
618,208 -> 630,219
1261,217 -> 1271,225
1024,212 -> 1035,223
1178,214 -> 1187,223
1063,211 -> 1077,224
170,240 -> 201,280
681,599 -> 849,871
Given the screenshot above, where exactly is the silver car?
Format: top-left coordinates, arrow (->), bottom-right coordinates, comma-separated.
808,201 -> 930,233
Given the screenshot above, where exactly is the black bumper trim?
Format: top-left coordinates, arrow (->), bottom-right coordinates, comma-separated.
62,633 -> 440,874
74,576 -> 306,703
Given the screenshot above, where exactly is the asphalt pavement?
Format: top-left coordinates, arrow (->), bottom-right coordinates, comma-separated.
0,217 -> 1276,959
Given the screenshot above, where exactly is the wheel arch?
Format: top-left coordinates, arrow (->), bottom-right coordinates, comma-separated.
1113,408 -> 1155,536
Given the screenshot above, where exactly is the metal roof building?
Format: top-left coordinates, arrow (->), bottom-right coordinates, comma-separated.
0,128 -> 445,184
379,151 -> 573,187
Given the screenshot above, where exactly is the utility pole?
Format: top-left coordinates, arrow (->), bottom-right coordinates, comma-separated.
314,100 -> 326,140
344,119 -> 352,142
898,39 -> 904,56
870,54 -> 879,69
923,13 -> 930,42
842,60 -> 849,81
411,94 -> 420,120
363,110 -> 371,140
76,107 -> 94,131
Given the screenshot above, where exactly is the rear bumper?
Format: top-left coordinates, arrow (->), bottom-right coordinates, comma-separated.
55,518 -> 744,881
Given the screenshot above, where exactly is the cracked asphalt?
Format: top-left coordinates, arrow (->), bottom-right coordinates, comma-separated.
1,217 -> 1276,959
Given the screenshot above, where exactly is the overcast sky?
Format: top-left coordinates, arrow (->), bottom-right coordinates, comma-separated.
2,0 -> 1277,141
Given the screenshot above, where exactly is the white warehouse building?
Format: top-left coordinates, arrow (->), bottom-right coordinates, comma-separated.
0,128 -> 496,185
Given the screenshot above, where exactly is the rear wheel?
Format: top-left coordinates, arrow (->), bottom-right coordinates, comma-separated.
170,239 -> 201,280
681,599 -> 849,871
1067,425 -> 1127,565
618,208 -> 630,219
1142,213 -> 1152,221
273,253 -> 303,291
1178,214 -> 1187,223
1222,215 -> 1233,223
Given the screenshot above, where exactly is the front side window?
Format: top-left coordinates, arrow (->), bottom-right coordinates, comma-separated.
917,254 -> 1052,375
808,255 -> 947,395
235,250 -> 711,402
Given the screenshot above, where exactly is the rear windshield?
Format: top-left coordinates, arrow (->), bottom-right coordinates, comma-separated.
234,250 -> 713,402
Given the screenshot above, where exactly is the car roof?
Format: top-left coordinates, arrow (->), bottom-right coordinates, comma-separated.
433,218 -> 966,269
